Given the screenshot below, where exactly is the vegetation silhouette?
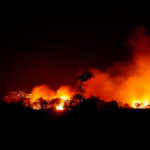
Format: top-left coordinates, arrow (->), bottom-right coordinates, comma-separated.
72,71 -> 94,104
1,71 -> 150,129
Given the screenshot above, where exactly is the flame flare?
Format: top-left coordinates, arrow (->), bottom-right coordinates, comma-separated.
56,103 -> 64,111
132,99 -> 149,109
29,85 -> 73,110
3,26 -> 150,110
84,26 -> 150,108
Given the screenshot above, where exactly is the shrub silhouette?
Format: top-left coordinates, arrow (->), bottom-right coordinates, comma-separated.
76,71 -> 94,102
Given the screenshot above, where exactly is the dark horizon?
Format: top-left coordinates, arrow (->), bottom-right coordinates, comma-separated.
1,1 -> 150,94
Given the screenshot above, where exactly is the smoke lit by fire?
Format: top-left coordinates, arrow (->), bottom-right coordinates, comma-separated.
30,85 -> 73,110
3,85 -> 74,110
3,26 -> 150,110
85,26 -> 150,108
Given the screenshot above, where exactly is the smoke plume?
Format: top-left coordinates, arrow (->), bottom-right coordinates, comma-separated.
85,26 -> 150,107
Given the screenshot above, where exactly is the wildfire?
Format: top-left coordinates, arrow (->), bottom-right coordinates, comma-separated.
132,99 -> 149,109
4,26 -> 150,110
60,95 -> 70,101
56,103 -> 64,111
26,84 -> 73,110
33,104 -> 41,110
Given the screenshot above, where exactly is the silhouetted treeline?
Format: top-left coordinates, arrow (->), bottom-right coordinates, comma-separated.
1,97 -> 150,130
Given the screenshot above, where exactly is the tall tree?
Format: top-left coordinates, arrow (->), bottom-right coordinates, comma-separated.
76,71 -> 94,102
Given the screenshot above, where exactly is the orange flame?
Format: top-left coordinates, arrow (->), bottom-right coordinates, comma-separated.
31,84 -> 55,103
56,103 -> 64,111
85,26 -> 150,108
4,26 -> 150,110
29,84 -> 73,110
132,99 -> 149,109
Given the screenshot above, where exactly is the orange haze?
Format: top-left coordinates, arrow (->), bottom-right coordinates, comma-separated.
85,26 -> 150,108
30,84 -> 73,110
3,26 -> 150,109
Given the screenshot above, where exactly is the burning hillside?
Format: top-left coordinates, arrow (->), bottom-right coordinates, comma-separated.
84,26 -> 150,109
3,72 -> 94,110
3,26 -> 150,110
3,85 -> 74,111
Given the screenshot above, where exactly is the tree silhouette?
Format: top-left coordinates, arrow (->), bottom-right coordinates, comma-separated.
75,71 -> 94,102
78,71 -> 94,82
107,100 -> 119,110
38,98 -> 48,109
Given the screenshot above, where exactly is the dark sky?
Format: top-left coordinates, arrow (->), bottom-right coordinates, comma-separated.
0,1 -> 150,93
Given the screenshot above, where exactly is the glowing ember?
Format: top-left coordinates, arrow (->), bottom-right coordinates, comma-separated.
132,100 -> 149,109
60,95 -> 70,101
33,104 -> 41,110
56,103 -> 64,111
4,26 -> 150,111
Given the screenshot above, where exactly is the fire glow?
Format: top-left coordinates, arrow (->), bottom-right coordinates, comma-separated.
30,85 -> 73,110
132,100 -> 149,109
84,26 -> 150,109
3,26 -> 150,110
56,103 -> 64,111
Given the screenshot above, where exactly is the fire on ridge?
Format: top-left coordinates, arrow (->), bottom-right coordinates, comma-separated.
3,26 -> 150,110
3,88 -> 150,110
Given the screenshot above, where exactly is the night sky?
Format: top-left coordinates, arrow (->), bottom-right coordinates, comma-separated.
0,1 -> 150,94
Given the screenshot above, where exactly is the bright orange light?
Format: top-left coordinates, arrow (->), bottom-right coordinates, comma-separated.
56,86 -> 72,101
132,99 -> 149,109
56,103 -> 64,111
60,95 -> 70,101
84,27 -> 150,107
33,104 -> 41,110
29,84 -> 73,110
30,84 -> 55,103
